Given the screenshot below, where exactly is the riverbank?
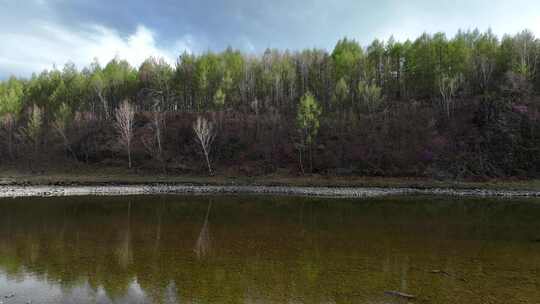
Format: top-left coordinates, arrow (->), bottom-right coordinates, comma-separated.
1,168 -> 539,190
1,184 -> 540,198
0,185 -> 540,198
0,169 -> 539,198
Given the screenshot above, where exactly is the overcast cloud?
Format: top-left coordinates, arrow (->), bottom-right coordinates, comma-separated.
1,0 -> 539,78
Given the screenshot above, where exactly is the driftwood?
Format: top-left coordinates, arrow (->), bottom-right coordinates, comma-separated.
430,269 -> 451,276
384,290 -> 416,299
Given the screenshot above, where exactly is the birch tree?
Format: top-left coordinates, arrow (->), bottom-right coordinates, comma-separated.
115,99 -> 135,168
513,30 -> 538,80
89,66 -> 109,119
439,74 -> 461,118
193,116 -> 216,175
472,31 -> 498,92
24,105 -> 43,169
296,92 -> 322,174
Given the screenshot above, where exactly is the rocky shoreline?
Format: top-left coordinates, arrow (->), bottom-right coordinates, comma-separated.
0,184 -> 539,198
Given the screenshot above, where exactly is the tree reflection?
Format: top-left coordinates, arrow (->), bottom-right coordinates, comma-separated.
117,201 -> 132,268
194,200 -> 212,259
154,199 -> 165,254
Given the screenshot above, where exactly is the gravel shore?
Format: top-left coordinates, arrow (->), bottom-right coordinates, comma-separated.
0,184 -> 539,198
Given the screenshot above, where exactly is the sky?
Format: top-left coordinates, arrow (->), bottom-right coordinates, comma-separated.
1,0 -> 540,78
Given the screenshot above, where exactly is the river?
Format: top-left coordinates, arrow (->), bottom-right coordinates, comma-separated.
0,195 -> 539,303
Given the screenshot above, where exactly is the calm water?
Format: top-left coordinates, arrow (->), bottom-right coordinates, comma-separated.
0,195 -> 539,304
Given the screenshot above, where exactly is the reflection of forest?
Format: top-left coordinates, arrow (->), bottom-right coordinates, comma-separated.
0,195 -> 539,304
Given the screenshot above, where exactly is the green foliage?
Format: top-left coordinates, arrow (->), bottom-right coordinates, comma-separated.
26,104 -> 43,144
213,87 -> 226,109
357,80 -> 383,113
385,37 -> 405,98
296,92 -> 322,145
404,33 -> 439,96
103,59 -> 138,103
331,38 -> 363,82
511,30 -> 538,80
2,29 -> 536,119
139,57 -> 173,89
0,77 -> 24,116
54,102 -> 73,132
471,30 -> 499,92
333,78 -> 349,111
366,39 -> 386,84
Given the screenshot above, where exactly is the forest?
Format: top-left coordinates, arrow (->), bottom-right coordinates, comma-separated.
0,29 -> 539,179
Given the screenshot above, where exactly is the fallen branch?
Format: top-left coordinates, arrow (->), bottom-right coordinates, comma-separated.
384,290 -> 416,299
430,269 -> 451,276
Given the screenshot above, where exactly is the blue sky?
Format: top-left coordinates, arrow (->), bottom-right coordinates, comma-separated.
1,0 -> 540,78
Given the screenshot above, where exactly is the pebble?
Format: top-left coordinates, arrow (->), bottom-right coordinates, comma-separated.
0,184 -> 538,198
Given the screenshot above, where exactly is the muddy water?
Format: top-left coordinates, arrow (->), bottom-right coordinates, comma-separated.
0,195 -> 539,303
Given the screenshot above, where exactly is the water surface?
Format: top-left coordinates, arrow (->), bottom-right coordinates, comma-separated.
0,195 -> 539,303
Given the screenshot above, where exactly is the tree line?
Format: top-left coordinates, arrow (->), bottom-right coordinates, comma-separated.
1,29 -> 539,178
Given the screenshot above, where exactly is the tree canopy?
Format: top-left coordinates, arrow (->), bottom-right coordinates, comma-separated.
0,29 -> 539,178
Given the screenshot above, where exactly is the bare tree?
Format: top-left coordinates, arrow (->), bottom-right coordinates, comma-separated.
142,111 -> 166,172
250,98 -> 260,140
476,55 -> 495,92
74,111 -> 98,164
53,103 -> 77,160
115,99 -> 135,168
266,106 -> 281,169
140,68 -> 168,172
193,116 -> 216,175
152,112 -> 164,160
1,114 -> 16,160
439,74 -> 461,118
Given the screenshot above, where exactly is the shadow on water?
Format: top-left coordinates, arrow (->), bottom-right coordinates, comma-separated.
0,195 -> 539,303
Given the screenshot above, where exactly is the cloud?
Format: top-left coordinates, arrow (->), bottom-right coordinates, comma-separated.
0,21 -> 192,78
1,0 -> 540,79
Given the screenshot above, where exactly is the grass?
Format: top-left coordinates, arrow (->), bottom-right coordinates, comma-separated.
0,165 -> 539,191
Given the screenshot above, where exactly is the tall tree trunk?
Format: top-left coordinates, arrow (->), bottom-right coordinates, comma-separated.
309,142 -> 314,174
298,145 -> 305,175
7,133 -> 13,161
203,146 -> 213,175
127,143 -> 132,169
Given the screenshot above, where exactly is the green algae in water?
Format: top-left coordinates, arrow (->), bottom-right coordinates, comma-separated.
0,195 -> 539,303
